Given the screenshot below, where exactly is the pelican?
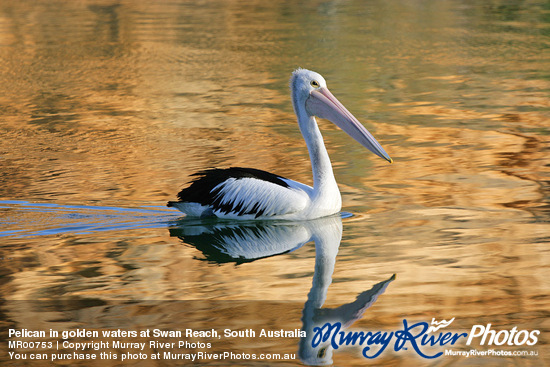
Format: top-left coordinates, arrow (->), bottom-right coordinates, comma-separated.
167,68 -> 392,220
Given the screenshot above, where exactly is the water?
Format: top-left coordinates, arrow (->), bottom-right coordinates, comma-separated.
0,0 -> 548,365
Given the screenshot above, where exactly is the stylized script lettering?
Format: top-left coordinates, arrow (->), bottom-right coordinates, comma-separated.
310,319 -> 467,360
394,320 -> 442,359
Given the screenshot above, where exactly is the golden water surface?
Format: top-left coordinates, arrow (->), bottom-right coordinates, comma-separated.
0,0 -> 548,366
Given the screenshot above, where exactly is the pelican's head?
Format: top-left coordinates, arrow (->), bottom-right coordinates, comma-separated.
290,68 -> 392,163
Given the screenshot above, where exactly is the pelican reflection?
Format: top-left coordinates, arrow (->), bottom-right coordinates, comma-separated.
169,215 -> 394,365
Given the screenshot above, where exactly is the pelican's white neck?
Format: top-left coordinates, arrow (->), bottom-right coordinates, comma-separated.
290,69 -> 342,214
294,103 -> 339,199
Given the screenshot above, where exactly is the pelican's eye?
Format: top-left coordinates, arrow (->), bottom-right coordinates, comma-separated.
310,80 -> 320,88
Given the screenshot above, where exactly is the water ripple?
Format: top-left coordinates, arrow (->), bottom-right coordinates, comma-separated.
0,200 -> 180,238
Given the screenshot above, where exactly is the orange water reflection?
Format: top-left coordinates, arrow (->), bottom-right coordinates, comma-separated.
0,0 -> 548,365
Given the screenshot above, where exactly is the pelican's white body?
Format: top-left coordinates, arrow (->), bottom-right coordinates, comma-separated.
170,175 -> 340,220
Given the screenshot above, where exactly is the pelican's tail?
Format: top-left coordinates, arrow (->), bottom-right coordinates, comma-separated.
167,201 -> 214,217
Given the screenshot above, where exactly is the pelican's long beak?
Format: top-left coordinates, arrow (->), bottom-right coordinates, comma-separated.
306,87 -> 392,163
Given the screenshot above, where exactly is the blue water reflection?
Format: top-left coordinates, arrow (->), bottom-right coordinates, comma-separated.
0,200 -> 178,237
